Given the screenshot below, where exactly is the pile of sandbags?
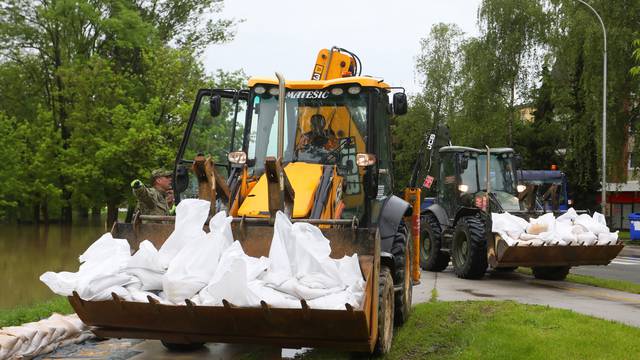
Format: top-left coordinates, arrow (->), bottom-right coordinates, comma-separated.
0,314 -> 92,360
40,199 -> 364,310
492,208 -> 619,246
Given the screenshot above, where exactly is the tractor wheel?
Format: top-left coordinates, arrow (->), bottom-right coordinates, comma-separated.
161,341 -> 205,352
532,266 -> 570,281
374,266 -> 394,355
391,223 -> 412,325
420,213 -> 450,272
451,215 -> 488,279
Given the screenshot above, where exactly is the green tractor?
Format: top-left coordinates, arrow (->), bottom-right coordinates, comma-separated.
417,144 -> 623,280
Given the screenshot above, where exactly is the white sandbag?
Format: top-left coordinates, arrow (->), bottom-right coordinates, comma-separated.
157,199 -> 211,268
198,241 -> 270,306
290,222 -> 343,290
556,207 -> 578,223
492,212 -> 528,240
0,314 -> 89,360
39,271 -> 79,297
128,288 -> 164,303
78,233 -> 130,264
526,223 -> 548,235
125,240 -> 164,291
335,254 -> 363,288
575,213 -> 609,235
593,211 -> 607,226
528,213 -> 556,233
597,231 -> 619,245
262,212 -> 294,285
556,221 -> 578,244
307,283 -> 365,310
518,233 -> 540,241
163,211 -> 234,304
577,232 -> 598,245
41,232 -> 133,299
248,281 -> 301,308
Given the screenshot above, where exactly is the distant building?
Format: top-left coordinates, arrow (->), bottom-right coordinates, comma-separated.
516,104 -> 536,123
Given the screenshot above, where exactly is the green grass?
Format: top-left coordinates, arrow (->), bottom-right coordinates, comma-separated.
296,301 -> 640,359
517,268 -> 640,294
0,296 -> 73,328
387,301 -> 640,360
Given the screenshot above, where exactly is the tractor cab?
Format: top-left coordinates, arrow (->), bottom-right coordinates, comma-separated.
173,76 -> 408,224
437,146 -> 523,218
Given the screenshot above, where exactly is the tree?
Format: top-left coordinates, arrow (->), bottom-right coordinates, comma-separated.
393,23 -> 464,189
478,0 -> 548,147
0,0 -> 240,223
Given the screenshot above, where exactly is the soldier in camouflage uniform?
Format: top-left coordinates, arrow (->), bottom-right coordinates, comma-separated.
131,168 -> 173,216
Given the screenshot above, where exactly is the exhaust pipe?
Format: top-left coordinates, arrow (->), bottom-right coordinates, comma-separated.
275,72 -> 286,160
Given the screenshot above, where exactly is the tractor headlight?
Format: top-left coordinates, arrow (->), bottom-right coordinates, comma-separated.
268,87 -> 280,96
347,86 -> 361,95
356,153 -> 376,167
330,87 -> 344,96
254,86 -> 266,95
228,151 -> 247,164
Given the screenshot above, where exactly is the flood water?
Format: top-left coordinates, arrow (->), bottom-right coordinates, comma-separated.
0,221 -> 107,309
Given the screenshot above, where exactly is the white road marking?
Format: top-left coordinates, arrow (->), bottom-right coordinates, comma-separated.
611,257 -> 640,266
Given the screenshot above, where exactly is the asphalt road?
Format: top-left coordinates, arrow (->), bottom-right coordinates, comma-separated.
571,247 -> 640,284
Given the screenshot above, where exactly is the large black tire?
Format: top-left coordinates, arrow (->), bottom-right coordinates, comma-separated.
451,215 -> 488,279
420,213 -> 450,272
532,266 -> 570,281
161,341 -> 205,352
391,224 -> 412,326
374,266 -> 394,355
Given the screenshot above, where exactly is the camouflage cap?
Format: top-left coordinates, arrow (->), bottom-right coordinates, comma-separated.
151,168 -> 172,180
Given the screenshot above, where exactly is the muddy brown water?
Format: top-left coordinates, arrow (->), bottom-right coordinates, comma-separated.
0,221 -> 107,309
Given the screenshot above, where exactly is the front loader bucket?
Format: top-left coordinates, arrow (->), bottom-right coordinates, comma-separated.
68,220 -> 380,352
489,234 -> 624,268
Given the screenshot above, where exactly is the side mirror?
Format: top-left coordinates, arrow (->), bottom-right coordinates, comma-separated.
514,154 -> 523,170
392,93 -> 408,115
210,95 -> 222,117
458,154 -> 469,170
174,165 -> 189,194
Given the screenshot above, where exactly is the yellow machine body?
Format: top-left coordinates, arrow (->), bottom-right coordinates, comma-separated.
312,48 -> 357,80
238,162 -> 323,218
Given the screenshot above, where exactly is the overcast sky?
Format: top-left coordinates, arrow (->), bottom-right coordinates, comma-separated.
203,0 -> 483,95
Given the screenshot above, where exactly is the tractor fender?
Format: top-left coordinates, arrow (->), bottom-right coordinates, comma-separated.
423,203 -> 450,229
379,195 -> 412,254
380,251 -> 395,276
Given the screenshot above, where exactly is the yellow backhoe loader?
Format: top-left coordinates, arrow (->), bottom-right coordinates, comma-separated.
67,47 -> 421,354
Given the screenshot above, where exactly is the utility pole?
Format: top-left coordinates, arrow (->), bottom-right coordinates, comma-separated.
576,0 -> 607,213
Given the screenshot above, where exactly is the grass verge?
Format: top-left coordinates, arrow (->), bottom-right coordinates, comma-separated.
295,301 -> 640,359
387,301 -> 640,360
517,267 -> 640,294
0,296 -> 73,328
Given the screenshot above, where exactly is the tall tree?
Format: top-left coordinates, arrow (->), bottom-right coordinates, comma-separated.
393,23 -> 464,189
478,0 -> 548,146
0,0 -> 239,223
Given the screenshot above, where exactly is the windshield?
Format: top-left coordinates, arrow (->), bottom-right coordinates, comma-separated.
477,154 -> 517,194
247,89 -> 368,173
177,90 -> 246,201
184,92 -> 245,165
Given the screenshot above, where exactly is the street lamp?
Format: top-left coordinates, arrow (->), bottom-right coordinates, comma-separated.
576,0 -> 607,213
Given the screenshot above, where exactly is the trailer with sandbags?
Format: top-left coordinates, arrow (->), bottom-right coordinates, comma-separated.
411,127 -> 623,280
54,47 -> 419,354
